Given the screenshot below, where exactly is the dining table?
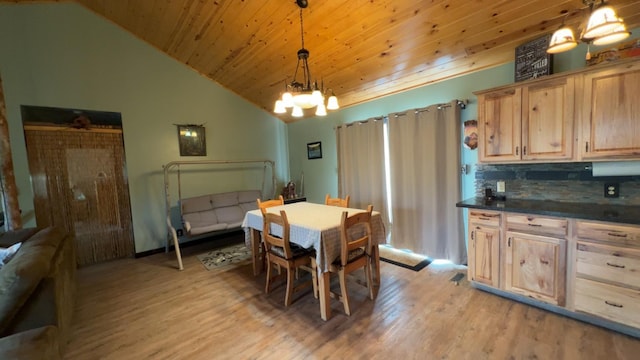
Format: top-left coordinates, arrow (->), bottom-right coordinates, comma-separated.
242,201 -> 386,321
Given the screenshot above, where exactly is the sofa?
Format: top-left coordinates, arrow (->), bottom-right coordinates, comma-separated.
181,189 -> 262,236
0,226 -> 76,360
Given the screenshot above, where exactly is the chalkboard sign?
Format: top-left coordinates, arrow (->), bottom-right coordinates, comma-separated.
514,35 -> 553,82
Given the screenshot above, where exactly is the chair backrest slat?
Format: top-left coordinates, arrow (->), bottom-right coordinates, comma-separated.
325,194 -> 350,208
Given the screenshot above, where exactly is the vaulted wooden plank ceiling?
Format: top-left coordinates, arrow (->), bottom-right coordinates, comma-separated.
7,0 -> 640,122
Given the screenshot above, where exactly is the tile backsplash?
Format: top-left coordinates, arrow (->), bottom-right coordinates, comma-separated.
475,162 -> 640,205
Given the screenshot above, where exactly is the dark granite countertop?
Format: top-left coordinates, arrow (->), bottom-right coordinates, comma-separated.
456,198 -> 640,225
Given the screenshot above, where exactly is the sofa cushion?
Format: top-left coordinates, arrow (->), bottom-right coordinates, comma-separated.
183,210 -> 227,235
23,227 -> 67,250
237,190 -> 262,204
239,202 -> 258,214
0,243 -> 55,335
210,192 -> 239,208
181,195 -> 213,214
0,325 -> 60,360
214,206 -> 245,226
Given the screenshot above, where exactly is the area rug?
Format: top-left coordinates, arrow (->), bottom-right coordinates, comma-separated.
378,244 -> 431,271
196,243 -> 252,271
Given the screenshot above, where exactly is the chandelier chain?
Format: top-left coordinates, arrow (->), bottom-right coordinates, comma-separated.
299,8 -> 305,49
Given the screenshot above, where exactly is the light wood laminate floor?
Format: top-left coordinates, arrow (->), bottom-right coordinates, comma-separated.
65,235 -> 640,359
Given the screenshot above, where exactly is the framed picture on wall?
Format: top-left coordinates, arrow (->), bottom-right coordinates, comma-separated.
463,120 -> 478,150
177,125 -> 206,156
307,141 -> 322,159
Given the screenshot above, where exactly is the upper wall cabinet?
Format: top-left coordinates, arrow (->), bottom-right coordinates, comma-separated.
476,77 -> 574,163
477,88 -> 522,162
579,62 -> 640,160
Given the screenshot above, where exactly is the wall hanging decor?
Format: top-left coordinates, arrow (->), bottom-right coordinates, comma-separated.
307,141 -> 322,159
176,124 -> 206,156
515,34 -> 553,82
463,120 -> 478,150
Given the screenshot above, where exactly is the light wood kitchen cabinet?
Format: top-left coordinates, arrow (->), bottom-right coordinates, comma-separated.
476,77 -> 574,163
574,220 -> 640,329
579,62 -> 640,160
504,213 -> 567,306
522,78 -> 574,161
477,88 -> 521,162
467,211 -> 501,287
462,201 -> 640,335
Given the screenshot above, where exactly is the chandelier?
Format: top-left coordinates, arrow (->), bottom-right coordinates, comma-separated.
547,0 -> 630,58
273,0 -> 339,117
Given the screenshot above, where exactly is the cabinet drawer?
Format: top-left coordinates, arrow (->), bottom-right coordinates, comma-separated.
576,242 -> 640,289
576,221 -> 640,249
469,211 -> 501,227
506,213 -> 567,237
575,278 -> 640,329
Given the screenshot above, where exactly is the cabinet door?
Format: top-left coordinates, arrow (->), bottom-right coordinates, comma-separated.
505,231 -> 566,306
522,78 -> 574,160
477,88 -> 522,162
468,224 -> 500,287
580,63 -> 640,159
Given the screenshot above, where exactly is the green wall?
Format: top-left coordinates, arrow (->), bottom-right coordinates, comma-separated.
0,3 -> 289,253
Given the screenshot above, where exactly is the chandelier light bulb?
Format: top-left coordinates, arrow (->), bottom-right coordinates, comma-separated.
315,102 -> 327,116
274,100 -> 287,114
291,106 -> 304,117
327,95 -> 339,110
282,92 -> 294,108
311,90 -> 323,105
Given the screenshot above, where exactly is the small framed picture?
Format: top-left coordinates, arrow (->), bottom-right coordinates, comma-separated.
177,125 -> 206,156
307,141 -> 322,160
463,120 -> 478,150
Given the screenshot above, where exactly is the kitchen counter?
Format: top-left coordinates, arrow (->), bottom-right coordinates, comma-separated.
456,198 -> 640,225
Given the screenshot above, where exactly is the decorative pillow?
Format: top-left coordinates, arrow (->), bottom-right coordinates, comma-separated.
0,241 -> 22,268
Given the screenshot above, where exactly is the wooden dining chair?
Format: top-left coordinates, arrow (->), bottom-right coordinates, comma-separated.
325,194 -> 350,207
255,196 -> 285,268
256,195 -> 284,210
263,210 -> 318,306
328,205 -> 375,316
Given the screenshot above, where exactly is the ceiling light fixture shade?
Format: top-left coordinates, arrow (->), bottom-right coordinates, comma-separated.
547,27 -> 578,53
315,102 -> 327,116
591,22 -> 630,45
326,93 -> 339,110
291,106 -> 304,117
274,0 -> 338,118
583,5 -> 627,39
274,100 -> 286,114
546,1 -> 630,56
